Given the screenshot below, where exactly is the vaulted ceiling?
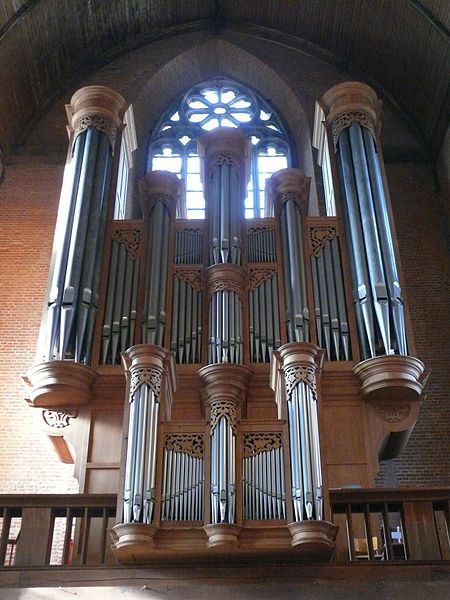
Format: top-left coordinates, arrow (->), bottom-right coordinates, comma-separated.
0,0 -> 449,161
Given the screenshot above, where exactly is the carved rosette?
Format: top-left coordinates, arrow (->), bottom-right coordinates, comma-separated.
42,409 -> 78,429
205,263 -> 245,301
318,81 -> 381,150
268,168 -> 311,217
139,170 -> 180,219
122,345 -> 177,411
309,225 -> 338,257
66,85 -> 128,153
198,128 -> 250,185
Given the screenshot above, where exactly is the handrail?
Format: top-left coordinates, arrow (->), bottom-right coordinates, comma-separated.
330,487 -> 450,562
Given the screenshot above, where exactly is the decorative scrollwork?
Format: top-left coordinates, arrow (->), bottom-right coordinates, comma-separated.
309,225 -> 338,256
129,367 -> 162,399
332,111 -> 376,149
210,400 -> 237,433
284,365 -> 317,400
165,433 -> 204,458
247,226 -> 274,235
208,151 -> 241,175
73,114 -> 117,153
243,432 -> 282,457
208,279 -> 242,300
248,267 -> 277,291
113,228 -> 141,260
374,404 -> 411,423
174,267 -> 203,292
42,410 -> 78,429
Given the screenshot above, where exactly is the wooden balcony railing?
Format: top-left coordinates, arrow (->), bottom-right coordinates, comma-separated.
1,489 -> 449,567
330,488 -> 450,562
0,494 -> 116,567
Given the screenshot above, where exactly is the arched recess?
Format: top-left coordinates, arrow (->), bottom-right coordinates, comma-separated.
131,38 -> 319,213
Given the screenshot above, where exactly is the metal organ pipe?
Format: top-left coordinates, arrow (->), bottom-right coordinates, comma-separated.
140,171 -> 179,347
269,170 -> 311,345
45,86 -> 127,364
319,81 -> 408,358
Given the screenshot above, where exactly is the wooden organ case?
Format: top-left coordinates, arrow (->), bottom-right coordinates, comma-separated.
24,83 -> 427,564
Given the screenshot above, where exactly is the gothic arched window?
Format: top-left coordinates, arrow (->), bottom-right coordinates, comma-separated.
149,79 -> 290,219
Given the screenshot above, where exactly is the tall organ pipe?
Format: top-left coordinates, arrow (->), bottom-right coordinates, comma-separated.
121,345 -> 176,525
319,82 -> 408,358
44,86 -> 127,364
269,169 -> 311,344
140,171 -> 179,346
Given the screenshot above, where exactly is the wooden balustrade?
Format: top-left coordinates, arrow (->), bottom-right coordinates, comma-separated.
330,488 -> 450,562
1,489 -> 449,567
0,494 -> 116,567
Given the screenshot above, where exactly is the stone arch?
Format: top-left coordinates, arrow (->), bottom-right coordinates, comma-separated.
130,38 -> 319,212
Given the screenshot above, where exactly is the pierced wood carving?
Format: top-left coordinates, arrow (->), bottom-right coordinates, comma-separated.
129,367 -> 162,399
243,432 -> 282,457
309,225 -> 338,256
165,434 -> 204,458
42,409 -> 78,428
113,228 -> 141,260
284,365 -> 317,400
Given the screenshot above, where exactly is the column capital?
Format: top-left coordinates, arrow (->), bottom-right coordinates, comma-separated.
198,363 -> 252,426
268,168 -> 311,216
66,85 -> 128,149
139,170 -> 180,218
204,263 -> 246,301
318,81 -> 381,148
198,128 -> 250,183
122,344 -> 177,417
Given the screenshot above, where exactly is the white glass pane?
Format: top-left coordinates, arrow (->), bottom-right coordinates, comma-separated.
152,156 -> 182,173
179,135 -> 191,145
202,118 -> 219,130
221,90 -> 236,103
161,125 -> 172,131
188,99 -> 208,109
251,136 -> 260,145
189,113 -> 209,123
260,110 -> 271,121
186,191 -> 205,209
267,124 -> 280,131
202,89 -> 219,103
245,208 -> 254,219
230,99 -> 251,109
258,155 -> 287,171
187,156 -> 200,172
186,173 -> 203,191
214,107 -> 226,114
220,117 -> 237,128
187,209 -> 205,219
170,111 -> 180,121
244,196 -> 253,208
231,112 -> 252,122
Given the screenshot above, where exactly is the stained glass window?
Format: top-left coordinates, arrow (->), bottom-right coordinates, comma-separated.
149,80 -> 290,219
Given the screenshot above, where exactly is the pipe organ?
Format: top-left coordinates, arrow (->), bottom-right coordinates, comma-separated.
26,82 -> 427,563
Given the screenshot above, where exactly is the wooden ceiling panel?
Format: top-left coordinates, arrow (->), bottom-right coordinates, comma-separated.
0,0 -> 448,158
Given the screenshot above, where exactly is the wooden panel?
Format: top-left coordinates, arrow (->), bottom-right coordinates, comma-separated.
14,508 -> 53,566
322,404 -> 366,464
88,409 -> 123,464
403,501 -> 441,560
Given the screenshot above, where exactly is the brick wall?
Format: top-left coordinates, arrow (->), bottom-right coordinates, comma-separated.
0,160 -> 78,494
376,163 -> 450,486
